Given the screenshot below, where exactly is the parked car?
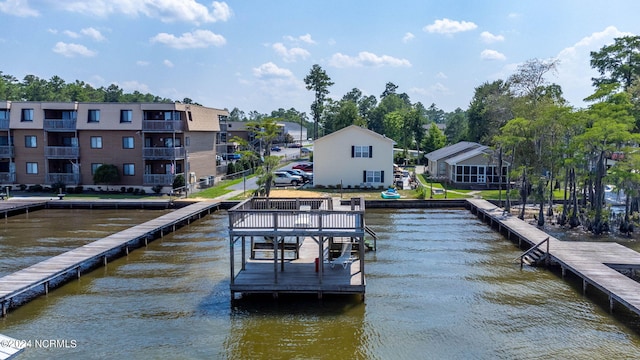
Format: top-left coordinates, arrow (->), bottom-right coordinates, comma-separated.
271,146 -> 281,152
288,143 -> 302,148
273,171 -> 303,186
300,147 -> 312,155
222,153 -> 242,160
284,169 -> 312,182
292,162 -> 313,172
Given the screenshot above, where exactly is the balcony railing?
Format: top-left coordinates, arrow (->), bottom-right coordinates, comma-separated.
44,119 -> 77,131
46,173 -> 80,185
45,146 -> 79,158
142,147 -> 186,160
0,146 -> 14,158
143,173 -> 183,186
0,172 -> 15,183
142,120 -> 184,132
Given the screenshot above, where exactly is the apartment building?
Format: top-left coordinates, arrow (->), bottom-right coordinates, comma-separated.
0,101 -> 228,192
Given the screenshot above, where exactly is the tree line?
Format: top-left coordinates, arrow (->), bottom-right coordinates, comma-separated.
0,72 -> 198,104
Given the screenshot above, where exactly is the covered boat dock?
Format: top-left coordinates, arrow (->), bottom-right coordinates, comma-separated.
228,197 -> 367,300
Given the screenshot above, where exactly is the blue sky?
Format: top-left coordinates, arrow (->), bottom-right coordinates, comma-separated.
2,0 -> 640,116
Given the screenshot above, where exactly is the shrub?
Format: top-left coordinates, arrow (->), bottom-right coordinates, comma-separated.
120,187 -> 126,193
51,181 -> 66,194
152,185 -> 163,194
139,189 -> 146,195
173,174 -> 185,189
19,184 -> 26,191
28,184 -> 43,192
127,187 -> 134,193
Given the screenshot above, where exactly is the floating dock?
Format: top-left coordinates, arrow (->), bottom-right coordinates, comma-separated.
467,198 -> 640,316
0,200 -> 222,317
228,197 -> 368,300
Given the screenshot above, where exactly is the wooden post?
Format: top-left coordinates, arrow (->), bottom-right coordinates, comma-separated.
44,281 -> 49,294
2,301 -> 6,317
229,236 -> 235,285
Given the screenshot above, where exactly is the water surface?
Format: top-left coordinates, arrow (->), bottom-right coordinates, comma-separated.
1,208 -> 640,359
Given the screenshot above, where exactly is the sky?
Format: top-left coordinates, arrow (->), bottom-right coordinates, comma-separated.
2,0 -> 640,117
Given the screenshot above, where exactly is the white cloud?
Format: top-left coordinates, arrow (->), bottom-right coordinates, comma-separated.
0,0 -> 39,17
284,33 -> 316,45
52,42 -> 96,57
120,80 -> 151,94
272,43 -> 310,63
328,51 -> 411,68
480,49 -> 506,61
402,32 -> 415,43
56,0 -> 232,24
81,27 -> 106,42
150,30 -> 226,49
436,72 -> 447,79
163,59 -> 174,67
136,60 -> 149,66
423,18 -> 477,34
63,30 -> 80,38
555,26 -> 633,108
252,62 -> 295,79
480,31 -> 504,43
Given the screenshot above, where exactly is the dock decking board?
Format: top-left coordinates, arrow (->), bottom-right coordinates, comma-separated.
467,198 -> 640,315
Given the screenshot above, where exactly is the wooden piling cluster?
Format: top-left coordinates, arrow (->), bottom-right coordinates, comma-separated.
467,198 -> 640,316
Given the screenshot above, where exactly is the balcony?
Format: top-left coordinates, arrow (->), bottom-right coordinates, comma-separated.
143,147 -> 186,160
0,172 -> 15,183
142,120 -> 184,132
46,173 -> 80,185
0,146 -> 14,158
0,119 -> 9,130
45,146 -> 79,158
144,173 -> 183,186
44,119 -> 77,131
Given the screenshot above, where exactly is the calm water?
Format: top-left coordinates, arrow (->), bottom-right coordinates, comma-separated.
1,208 -> 640,359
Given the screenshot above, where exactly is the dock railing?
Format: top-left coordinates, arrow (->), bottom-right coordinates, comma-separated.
516,237 -> 550,268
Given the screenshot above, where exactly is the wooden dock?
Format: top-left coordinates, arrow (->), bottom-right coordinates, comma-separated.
228,197 -> 367,300
0,200 -> 222,316
467,198 -> 640,315
0,333 -> 25,359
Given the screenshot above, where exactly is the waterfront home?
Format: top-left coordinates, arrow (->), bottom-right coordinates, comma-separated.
313,125 -> 394,189
425,141 -> 510,189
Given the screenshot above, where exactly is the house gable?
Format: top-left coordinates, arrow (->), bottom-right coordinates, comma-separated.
314,125 -> 394,188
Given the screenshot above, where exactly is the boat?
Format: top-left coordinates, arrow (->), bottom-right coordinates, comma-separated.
381,188 -> 401,199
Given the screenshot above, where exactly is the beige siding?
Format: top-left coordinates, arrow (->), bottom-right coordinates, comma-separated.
79,130 -> 144,187
314,125 -> 394,188
186,132 -> 217,181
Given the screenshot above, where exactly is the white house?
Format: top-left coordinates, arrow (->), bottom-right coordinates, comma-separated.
313,125 -> 395,188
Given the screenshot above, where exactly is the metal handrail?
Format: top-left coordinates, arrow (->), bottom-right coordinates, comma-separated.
516,236 -> 549,268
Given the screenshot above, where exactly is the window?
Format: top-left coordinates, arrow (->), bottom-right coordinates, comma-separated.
0,110 -> 8,120
363,170 -> 384,183
26,162 -> 38,174
88,109 -> 100,122
21,109 -> 34,122
122,136 -> 134,149
123,163 -> 135,176
90,136 -> 103,149
352,145 -> 372,158
25,136 -> 37,148
185,137 -> 190,146
91,163 -> 103,174
120,110 -> 132,123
